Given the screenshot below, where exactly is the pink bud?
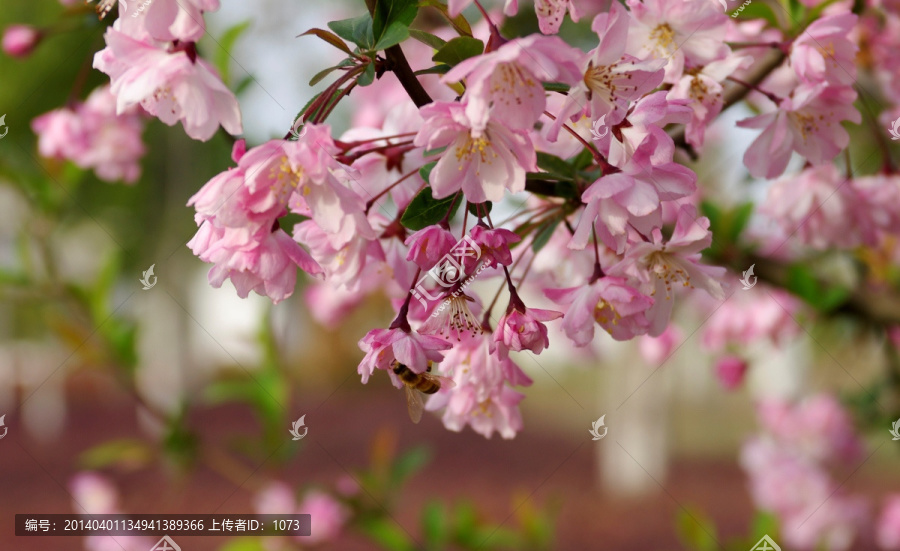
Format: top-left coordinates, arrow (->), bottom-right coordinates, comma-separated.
715,355 -> 748,390
2,25 -> 41,58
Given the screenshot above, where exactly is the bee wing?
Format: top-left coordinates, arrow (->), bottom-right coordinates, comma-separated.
405,386 -> 425,424
434,375 -> 456,390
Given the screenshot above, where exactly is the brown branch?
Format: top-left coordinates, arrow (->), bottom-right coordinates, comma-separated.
384,45 -> 433,107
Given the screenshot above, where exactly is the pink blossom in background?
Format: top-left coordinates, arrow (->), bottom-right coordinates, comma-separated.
414,101 -> 536,203
2,25 -> 40,58
32,86 -> 146,183
253,482 -> 296,515
298,490 -> 349,545
638,325 -> 683,365
878,496 -> 900,550
701,288 -> 800,351
714,355 -> 748,390
93,26 -> 242,142
739,83 -> 860,179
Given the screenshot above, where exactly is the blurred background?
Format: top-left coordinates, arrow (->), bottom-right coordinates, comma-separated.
1,1 -> 899,550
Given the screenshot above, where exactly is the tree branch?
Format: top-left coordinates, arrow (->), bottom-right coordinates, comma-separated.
384,45 -> 433,107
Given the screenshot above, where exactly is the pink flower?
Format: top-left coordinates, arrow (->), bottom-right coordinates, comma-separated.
298,490 -> 349,545
414,101 -> 536,203
136,0 -> 220,43
547,2 -> 665,140
444,35 -> 582,130
252,482 -> 295,515
702,288 -> 800,351
2,25 -> 40,58
790,13 -> 857,85
757,394 -> 862,465
625,0 -> 729,83
714,355 -> 748,390
32,86 -> 146,183
93,27 -> 242,141
534,0 -> 583,34
545,276 -> 653,345
493,307 -> 562,359
739,83 -> 860,179
667,55 -> 751,148
69,472 -> 119,514
610,207 -> 725,336
293,220 -> 373,290
469,224 -> 520,268
357,327 -> 451,384
762,164 -> 897,250
878,496 -> 900,550
638,325 -> 682,365
405,225 -> 458,271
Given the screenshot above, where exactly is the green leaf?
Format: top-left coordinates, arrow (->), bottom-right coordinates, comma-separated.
422,501 -> 449,548
372,0 -> 419,50
328,14 -> 374,49
391,446 -> 431,486
400,188 -> 461,230
358,62 -> 377,86
299,28 -> 354,56
357,517 -> 415,551
418,0 -> 473,36
214,20 -> 252,86
409,29 -> 447,50
536,152 -> 575,179
413,65 -> 452,76
467,201 -> 492,216
532,218 -> 562,253
727,202 -> 754,243
309,64 -> 343,87
419,161 -> 438,183
676,508 -> 719,551
218,538 -> 267,551
80,439 -> 153,471
433,37 -> 484,67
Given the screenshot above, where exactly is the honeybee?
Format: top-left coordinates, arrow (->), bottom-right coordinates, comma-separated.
390,360 -> 455,424
86,0 -> 118,20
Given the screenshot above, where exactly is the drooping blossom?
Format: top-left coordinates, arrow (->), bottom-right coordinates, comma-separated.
405,225 -> 458,271
414,101 -> 536,203
426,333 -> 532,439
469,224 -> 520,268
93,26 -> 242,142
545,276 -> 654,345
610,208 -> 726,336
790,13 -> 858,85
443,35 -> 582,129
357,326 -> 451,384
32,86 -> 146,183
547,2 -> 666,141
738,83 -> 860,179
2,24 -> 40,58
493,306 -> 562,359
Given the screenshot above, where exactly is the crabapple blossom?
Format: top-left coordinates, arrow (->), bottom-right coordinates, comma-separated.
32,86 -> 146,183
443,35 -> 582,130
404,225 -> 458,271
2,24 -> 40,58
93,26 -> 242,141
878,496 -> 900,550
299,490 -> 350,545
739,83 -> 860,179
545,276 -> 654,345
469,224 -> 520,268
493,306 -> 562,359
714,355 -> 748,390
533,0 -> 583,34
790,13 -> 858,85
357,327 -> 451,384
414,101 -> 536,203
